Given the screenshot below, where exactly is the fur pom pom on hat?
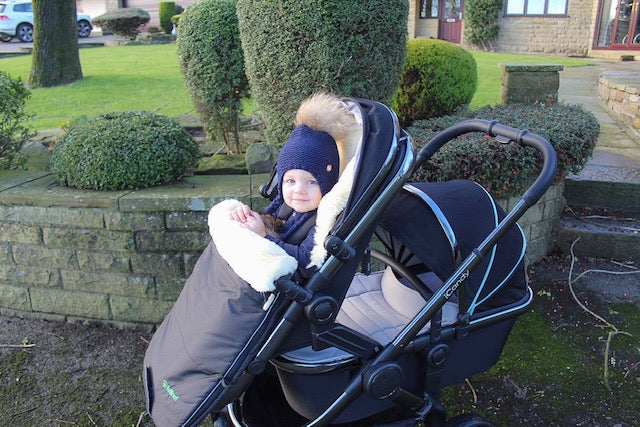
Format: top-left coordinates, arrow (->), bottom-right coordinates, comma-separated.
277,124 -> 340,196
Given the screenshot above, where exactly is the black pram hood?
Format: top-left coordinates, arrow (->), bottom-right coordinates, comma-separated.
378,179 -> 527,313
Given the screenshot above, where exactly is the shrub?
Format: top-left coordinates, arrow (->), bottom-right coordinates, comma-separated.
237,0 -> 408,146
52,111 -> 199,190
92,8 -> 150,40
0,71 -> 34,169
464,0 -> 502,50
392,39 -> 477,127
177,0 -> 249,155
408,103 -> 599,198
171,14 -> 182,26
158,2 -> 176,34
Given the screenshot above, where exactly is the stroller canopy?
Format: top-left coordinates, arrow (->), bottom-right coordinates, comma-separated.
377,179 -> 527,315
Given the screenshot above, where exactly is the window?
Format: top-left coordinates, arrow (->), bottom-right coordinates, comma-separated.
420,0 -> 439,18
504,0 -> 567,15
14,3 -> 32,13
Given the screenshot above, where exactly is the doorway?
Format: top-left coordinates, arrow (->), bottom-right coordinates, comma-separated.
439,0 -> 464,44
595,0 -> 640,49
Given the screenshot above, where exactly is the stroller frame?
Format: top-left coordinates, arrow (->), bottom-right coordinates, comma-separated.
149,99 -> 557,427
223,100 -> 556,426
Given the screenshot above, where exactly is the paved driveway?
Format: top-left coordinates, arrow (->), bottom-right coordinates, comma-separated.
0,34 -> 119,54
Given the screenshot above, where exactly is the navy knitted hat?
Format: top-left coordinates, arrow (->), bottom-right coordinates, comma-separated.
277,124 -> 340,196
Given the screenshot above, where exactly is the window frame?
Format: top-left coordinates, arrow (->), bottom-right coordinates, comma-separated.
419,0 -> 440,19
503,0 -> 568,17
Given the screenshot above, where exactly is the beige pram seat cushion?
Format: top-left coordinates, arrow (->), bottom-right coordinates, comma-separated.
337,267 -> 459,345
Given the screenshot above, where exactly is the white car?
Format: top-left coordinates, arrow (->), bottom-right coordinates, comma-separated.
0,1 -> 92,42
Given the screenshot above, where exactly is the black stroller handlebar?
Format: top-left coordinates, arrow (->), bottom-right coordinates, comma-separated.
414,119 -> 558,207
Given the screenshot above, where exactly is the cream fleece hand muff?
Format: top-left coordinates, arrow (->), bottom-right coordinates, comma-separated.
208,199 -> 298,293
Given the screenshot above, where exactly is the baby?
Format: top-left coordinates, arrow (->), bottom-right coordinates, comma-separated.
230,123 -> 340,273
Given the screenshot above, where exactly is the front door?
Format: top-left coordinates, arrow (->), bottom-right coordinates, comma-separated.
439,0 -> 463,43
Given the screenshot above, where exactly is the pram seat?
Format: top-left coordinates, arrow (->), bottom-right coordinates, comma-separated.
276,267 -> 458,366
336,268 -> 459,345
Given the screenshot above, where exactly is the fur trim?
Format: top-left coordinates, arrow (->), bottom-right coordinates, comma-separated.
295,93 -> 362,175
208,200 -> 297,293
309,157 -> 356,269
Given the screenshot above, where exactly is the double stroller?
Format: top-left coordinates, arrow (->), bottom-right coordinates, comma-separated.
143,98 -> 557,427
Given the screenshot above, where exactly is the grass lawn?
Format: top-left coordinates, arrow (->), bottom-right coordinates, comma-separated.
0,43 -> 594,131
0,44 -> 195,130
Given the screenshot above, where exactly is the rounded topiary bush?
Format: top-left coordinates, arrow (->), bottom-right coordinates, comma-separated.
392,39 -> 477,126
92,8 -> 150,40
1,70 -> 33,169
52,111 -> 199,190
237,0 -> 408,146
409,102 -> 600,198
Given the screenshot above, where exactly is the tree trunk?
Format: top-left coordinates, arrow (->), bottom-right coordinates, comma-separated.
28,0 -> 83,88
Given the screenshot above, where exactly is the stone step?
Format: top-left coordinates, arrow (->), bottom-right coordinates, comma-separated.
556,208 -> 640,261
564,165 -> 640,214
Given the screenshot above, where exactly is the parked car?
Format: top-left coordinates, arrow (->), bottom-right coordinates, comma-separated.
0,1 -> 92,42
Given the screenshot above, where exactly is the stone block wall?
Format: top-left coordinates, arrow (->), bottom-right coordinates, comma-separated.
598,72 -> 640,134
496,182 -> 566,263
494,0 -> 595,56
0,171 -> 564,328
0,172 -> 266,330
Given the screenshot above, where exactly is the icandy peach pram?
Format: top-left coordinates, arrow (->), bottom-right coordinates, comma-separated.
143,98 -> 557,427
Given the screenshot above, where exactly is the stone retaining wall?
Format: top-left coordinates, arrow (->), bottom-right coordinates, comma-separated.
598,71 -> 640,134
0,171 -> 266,330
496,181 -> 566,264
0,171 -> 564,328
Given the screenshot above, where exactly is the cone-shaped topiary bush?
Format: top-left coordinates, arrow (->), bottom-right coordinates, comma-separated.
176,0 -> 248,155
158,2 -> 176,34
392,39 -> 477,127
52,111 -> 199,190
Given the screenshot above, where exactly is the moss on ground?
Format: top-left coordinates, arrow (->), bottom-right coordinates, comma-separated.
0,257 -> 637,426
440,256 -> 640,426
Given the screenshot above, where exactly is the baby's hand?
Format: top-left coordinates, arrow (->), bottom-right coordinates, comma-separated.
230,205 -> 266,236
230,204 -> 253,224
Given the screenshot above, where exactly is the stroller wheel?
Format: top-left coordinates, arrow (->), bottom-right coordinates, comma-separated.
212,407 -> 235,427
447,413 -> 493,427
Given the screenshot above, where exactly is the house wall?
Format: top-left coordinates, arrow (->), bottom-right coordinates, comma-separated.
408,0 -> 629,56
493,0 -> 596,55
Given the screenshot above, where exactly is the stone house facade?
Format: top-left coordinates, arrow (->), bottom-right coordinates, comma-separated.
81,0 -> 638,58
407,0 -> 640,59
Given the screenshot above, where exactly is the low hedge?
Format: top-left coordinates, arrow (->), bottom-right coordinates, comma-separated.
0,71 -> 33,169
409,103 -> 599,198
52,111 -> 199,191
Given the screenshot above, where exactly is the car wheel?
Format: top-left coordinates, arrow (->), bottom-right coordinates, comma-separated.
77,20 -> 92,38
16,23 -> 33,43
0,34 -> 13,42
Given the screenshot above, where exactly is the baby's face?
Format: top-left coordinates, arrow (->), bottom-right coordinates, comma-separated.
282,169 -> 322,213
